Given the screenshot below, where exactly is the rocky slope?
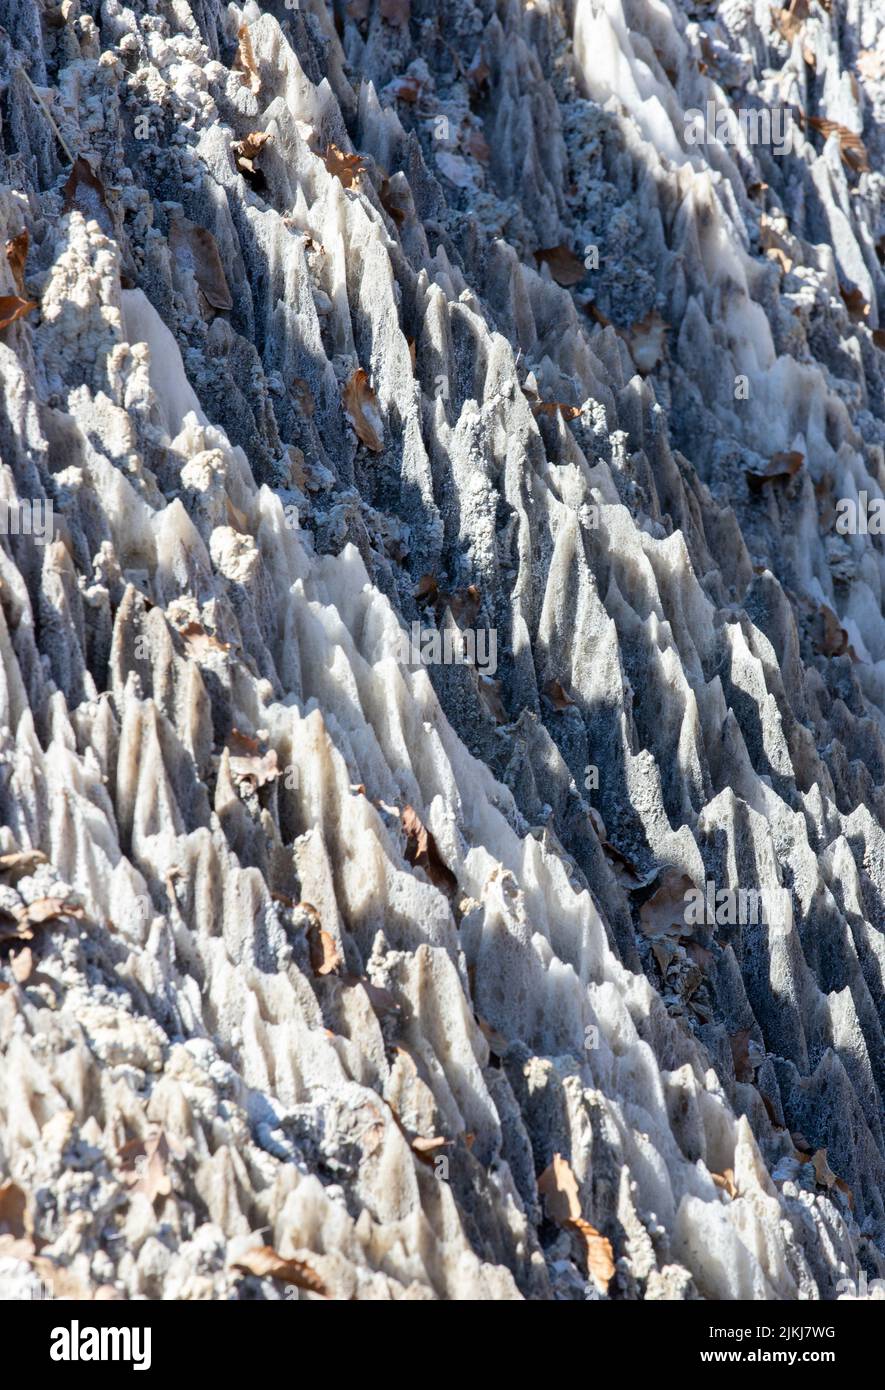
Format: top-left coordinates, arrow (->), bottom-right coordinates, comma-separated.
0,0 -> 884,1300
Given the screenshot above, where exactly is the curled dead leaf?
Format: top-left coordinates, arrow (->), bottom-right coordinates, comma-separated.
840,284 -> 869,321
233,130 -> 273,181
299,903 -> 342,977
533,244 -> 586,287
321,144 -> 367,189
379,0 -> 410,24
538,1154 -> 614,1290
118,1131 -> 177,1204
711,1168 -> 738,1198
178,620 -> 232,658
533,400 -> 581,421
235,24 -> 261,94
5,229 -> 28,294
401,805 -> 457,897
0,295 -> 36,331
0,1180 -> 27,1238
543,678 -> 576,709
804,115 -> 870,173
0,849 -> 47,878
233,1245 -> 328,1295
169,219 -> 233,312
625,309 -> 668,374
638,870 -> 695,938
63,157 -> 114,238
343,368 -> 384,452
745,450 -> 804,491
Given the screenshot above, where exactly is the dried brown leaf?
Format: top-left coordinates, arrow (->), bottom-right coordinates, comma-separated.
321,144 -> 366,189
119,1131 -> 174,1204
533,244 -> 586,287
299,903 -> 342,977
0,295 -> 36,331
62,157 -> 113,237
841,284 -> 869,321
379,176 -> 407,225
745,450 -> 804,490
730,1027 -> 755,1083
0,1181 -> 27,1238
232,130 -> 273,177
414,573 -> 439,605
343,368 -> 384,452
638,870 -> 695,938
542,678 -> 576,709
401,805 -> 457,896
625,309 -> 668,374
233,1245 -> 328,1295
806,115 -> 870,173
810,1147 -> 852,1206
235,24 -> 261,94
379,0 -> 410,25
538,1154 -> 614,1289
0,849 -> 47,878
292,377 -> 315,417
533,400 -> 581,421
387,74 -> 422,103
5,229 -> 28,295
11,947 -> 33,984
169,220 -> 233,311
572,1216 -> 616,1291
179,620 -> 232,658
711,1168 -> 738,1198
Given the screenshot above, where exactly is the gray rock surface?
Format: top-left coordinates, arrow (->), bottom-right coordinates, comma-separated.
0,0 -> 884,1300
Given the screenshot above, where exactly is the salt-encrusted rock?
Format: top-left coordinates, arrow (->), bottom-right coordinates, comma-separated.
0,0 -> 884,1301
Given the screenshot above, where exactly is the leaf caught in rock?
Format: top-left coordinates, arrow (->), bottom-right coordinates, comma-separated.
299,902 -> 342,977
178,620 -> 232,658
235,23 -> 261,94
232,130 -> 273,181
538,1154 -> 614,1290
292,377 -> 315,417
477,673 -> 508,724
805,115 -> 870,173
533,244 -> 586,287
233,1244 -> 328,1295
119,1130 -> 174,1204
533,401 -> 581,421
711,1168 -> 738,1198
379,176 -> 407,225
0,1180 -> 26,1237
638,870 -> 695,938
169,220 -> 233,312
0,295 -> 36,331
343,368 -> 384,452
401,805 -> 457,896
840,284 -> 869,321
387,74 -> 423,103
625,309 -> 668,374
228,748 -> 280,788
813,604 -> 853,658
745,450 -> 804,491
810,1147 -> 853,1207
63,157 -> 114,238
321,144 -> 367,189
379,0 -> 410,25
542,678 -> 576,709
730,1027 -> 755,1083
0,849 -> 47,878
5,229 -> 28,295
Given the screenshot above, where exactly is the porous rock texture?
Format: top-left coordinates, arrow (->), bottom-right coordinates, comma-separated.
0,0 -> 884,1301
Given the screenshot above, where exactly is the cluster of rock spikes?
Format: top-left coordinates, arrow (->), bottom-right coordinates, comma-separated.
0,0 -> 884,1303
